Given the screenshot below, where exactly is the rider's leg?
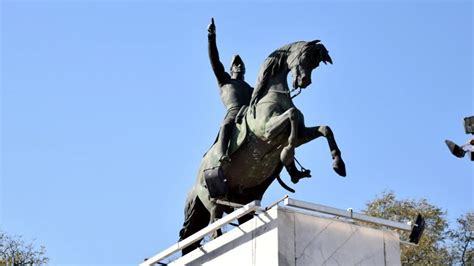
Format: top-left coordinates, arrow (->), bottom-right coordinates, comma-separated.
216,109 -> 239,162
216,121 -> 234,162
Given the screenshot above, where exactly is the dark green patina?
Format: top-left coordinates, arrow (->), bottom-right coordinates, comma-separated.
178,22 -> 346,255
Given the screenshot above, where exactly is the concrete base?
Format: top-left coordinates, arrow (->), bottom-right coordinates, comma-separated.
172,206 -> 401,265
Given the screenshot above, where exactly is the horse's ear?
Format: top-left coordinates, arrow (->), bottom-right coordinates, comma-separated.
323,54 -> 333,65
315,42 -> 332,65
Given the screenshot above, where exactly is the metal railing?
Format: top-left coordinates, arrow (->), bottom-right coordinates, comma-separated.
140,200 -> 261,266
284,198 -> 412,231
141,197 -> 422,265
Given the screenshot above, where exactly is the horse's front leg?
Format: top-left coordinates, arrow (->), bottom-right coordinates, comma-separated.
264,107 -> 298,166
297,125 -> 346,177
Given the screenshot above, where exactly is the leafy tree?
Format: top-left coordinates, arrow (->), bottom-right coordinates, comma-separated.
363,191 -> 452,265
0,230 -> 49,265
449,212 -> 473,265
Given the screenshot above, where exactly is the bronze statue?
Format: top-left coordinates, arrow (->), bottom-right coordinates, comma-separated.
207,18 -> 311,184
179,20 -> 346,255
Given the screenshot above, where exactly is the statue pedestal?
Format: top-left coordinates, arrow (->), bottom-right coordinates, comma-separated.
171,205 -> 402,265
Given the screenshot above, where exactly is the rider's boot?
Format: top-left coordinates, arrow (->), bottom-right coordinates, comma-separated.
286,161 -> 311,184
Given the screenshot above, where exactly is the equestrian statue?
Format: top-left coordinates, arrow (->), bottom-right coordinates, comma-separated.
178,18 -> 346,255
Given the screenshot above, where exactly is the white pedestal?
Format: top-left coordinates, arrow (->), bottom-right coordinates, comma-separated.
171,206 -> 401,266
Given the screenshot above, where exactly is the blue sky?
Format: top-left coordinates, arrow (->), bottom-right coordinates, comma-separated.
1,1 -> 472,265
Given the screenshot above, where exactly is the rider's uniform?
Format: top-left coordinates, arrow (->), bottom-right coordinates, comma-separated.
208,31 -> 253,157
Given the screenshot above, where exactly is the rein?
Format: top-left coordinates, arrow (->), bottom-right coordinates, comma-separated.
267,87 -> 302,99
290,87 -> 302,99
251,42 -> 307,116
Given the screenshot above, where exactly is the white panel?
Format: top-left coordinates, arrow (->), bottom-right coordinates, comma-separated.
384,230 -> 402,266
277,207 -> 401,266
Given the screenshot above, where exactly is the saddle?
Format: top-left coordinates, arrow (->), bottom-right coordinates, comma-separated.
204,106 -> 250,198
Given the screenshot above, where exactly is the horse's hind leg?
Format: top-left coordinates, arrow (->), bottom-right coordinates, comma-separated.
179,195 -> 210,255
238,212 -> 255,225
209,205 -> 224,239
297,125 -> 346,177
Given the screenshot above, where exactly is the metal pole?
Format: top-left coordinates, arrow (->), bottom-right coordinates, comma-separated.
284,198 -> 412,231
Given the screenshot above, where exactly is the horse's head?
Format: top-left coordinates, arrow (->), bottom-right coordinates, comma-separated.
288,40 -> 332,89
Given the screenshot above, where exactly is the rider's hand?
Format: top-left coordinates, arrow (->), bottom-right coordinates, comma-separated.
208,18 -> 216,35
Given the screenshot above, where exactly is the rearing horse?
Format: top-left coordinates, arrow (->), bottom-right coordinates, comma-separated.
178,40 -> 346,254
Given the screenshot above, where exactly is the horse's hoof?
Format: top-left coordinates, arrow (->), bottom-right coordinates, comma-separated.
290,169 -> 312,184
333,156 -> 346,177
280,146 -> 295,166
210,229 -> 222,240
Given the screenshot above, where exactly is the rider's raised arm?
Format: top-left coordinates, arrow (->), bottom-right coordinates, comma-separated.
208,18 -> 231,86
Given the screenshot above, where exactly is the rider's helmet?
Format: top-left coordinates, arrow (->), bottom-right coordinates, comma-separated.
230,55 -> 246,77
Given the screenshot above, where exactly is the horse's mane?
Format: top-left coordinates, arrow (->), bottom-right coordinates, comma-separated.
250,42 -> 306,106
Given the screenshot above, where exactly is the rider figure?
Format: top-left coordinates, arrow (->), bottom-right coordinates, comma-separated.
208,18 -> 252,163
208,18 -> 311,183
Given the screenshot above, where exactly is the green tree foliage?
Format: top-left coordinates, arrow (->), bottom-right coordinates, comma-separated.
449,212 -> 473,265
364,191 -> 452,265
0,230 -> 49,266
